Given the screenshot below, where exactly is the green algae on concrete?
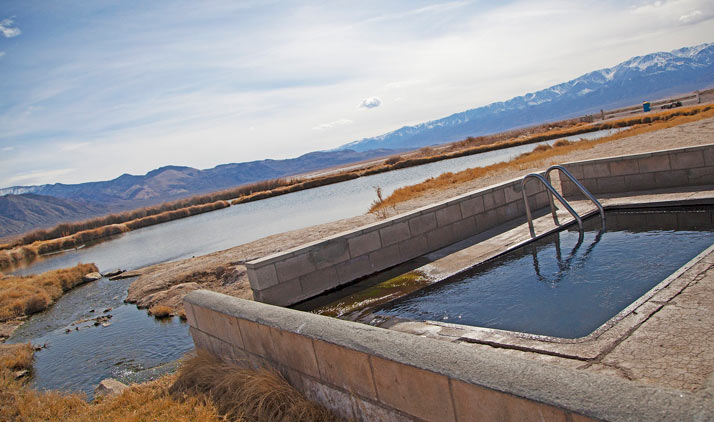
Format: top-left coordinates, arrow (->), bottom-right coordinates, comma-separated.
312,271 -> 431,320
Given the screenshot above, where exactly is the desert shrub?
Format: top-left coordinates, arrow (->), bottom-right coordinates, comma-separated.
149,305 -> 173,319
385,156 -> 403,165
553,139 -> 571,147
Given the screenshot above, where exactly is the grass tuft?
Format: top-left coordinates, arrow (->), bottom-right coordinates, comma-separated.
170,352 -> 336,422
148,305 -> 173,319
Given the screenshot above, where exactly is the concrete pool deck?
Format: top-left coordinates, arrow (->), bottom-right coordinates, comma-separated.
363,187 -> 714,393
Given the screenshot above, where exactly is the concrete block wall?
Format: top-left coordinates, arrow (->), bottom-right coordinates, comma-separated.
185,290 -> 709,422
246,177 -> 550,306
560,144 -> 714,197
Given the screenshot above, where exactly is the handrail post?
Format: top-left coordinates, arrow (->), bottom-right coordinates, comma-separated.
521,174 -> 583,238
546,165 -> 605,230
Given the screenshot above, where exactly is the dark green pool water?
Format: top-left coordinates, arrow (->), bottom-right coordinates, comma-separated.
376,206 -> 714,339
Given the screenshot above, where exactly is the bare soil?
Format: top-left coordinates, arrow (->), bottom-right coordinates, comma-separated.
125,117 -> 714,312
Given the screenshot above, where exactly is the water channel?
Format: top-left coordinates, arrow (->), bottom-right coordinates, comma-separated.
7,128 -> 621,396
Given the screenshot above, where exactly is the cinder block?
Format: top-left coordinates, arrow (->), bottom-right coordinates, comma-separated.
483,189 -> 506,210
408,212 -> 437,236
398,235 -> 428,261
425,225 -> 456,250
247,263 -> 279,290
371,356 -> 456,422
208,335 -> 240,365
435,204 -> 462,227
380,221 -> 411,246
335,255 -> 373,283
237,319 -> 276,360
451,379 -> 567,422
704,147 -> 714,166
637,154 -> 670,172
189,326 -> 213,352
300,266 -> 340,298
624,172 -> 656,191
350,396 -> 414,422
475,209 -> 499,232
210,311 -> 245,349
609,159 -> 639,176
253,278 -> 303,306
313,339 -> 377,399
582,162 -> 611,179
459,195 -> 485,218
564,164 -> 584,179
309,239 -> 350,270
654,170 -> 688,188
503,184 -> 522,204
183,302 -> 197,328
191,304 -> 218,334
452,216 -> 478,238
269,328 -> 320,378
596,176 -> 626,193
297,371 -> 358,421
687,167 -> 714,185
670,150 -> 705,170
348,231 -> 382,257
275,253 -> 316,282
369,244 -> 401,271
496,202 -> 522,222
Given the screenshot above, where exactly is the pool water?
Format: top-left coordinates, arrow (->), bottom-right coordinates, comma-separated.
375,206 -> 714,339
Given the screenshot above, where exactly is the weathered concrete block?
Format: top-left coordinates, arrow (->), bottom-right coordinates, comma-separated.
654,169 -> 688,188
189,326 -> 213,352
582,162 -> 610,179
596,176 -> 626,193
609,159 -> 639,176
210,311 -> 245,349
503,184 -> 522,204
459,195 -> 485,218
335,255 -> 373,283
670,150 -> 705,170
483,189 -> 506,210
637,154 -> 670,173
451,379 -> 569,422
313,339 -> 378,399
435,204 -> 462,227
292,370 -> 358,421
496,202 -> 521,222
348,231 -> 382,258
426,225 -> 456,251
270,327 -> 320,378
237,319 -> 276,359
475,209 -> 500,233
379,221 -> 411,246
300,266 -> 339,298
309,239 -> 350,270
247,263 -> 279,290
703,147 -> 714,166
371,356 -> 456,422
687,167 -> 714,185
253,278 -> 302,307
275,253 -> 316,282
624,172 -> 656,191
452,216 -> 478,238
369,244 -> 401,272
397,235 -> 428,261
408,212 -> 437,236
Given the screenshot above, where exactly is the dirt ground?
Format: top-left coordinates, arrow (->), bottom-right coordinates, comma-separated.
125,116 -> 714,312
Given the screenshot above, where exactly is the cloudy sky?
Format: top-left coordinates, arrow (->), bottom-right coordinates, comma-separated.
0,0 -> 712,188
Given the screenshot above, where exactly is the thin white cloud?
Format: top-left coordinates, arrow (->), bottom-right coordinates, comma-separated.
60,142 -> 91,152
1,146 -> 13,152
312,118 -> 354,131
0,18 -> 21,38
0,52 -> 5,58
359,97 -> 382,109
680,10 -> 703,23
8,169 -> 75,185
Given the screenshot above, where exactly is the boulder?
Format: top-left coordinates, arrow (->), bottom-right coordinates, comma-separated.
94,378 -> 128,398
82,272 -> 102,282
102,269 -> 125,278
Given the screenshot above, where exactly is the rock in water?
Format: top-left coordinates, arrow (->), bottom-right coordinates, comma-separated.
82,272 -> 102,282
94,378 -> 128,398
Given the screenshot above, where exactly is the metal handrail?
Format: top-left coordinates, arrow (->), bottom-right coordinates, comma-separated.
521,173 -> 583,238
546,165 -> 605,230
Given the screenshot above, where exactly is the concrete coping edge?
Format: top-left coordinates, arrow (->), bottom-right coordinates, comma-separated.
184,289 -> 713,422
561,142 -> 714,167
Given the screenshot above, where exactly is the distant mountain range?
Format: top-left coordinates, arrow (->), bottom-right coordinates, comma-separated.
2,42 -> 714,239
0,148 -> 396,238
339,43 -> 714,151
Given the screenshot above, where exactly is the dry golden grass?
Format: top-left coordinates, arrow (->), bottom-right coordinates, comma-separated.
170,352 -> 336,422
148,305 -> 173,319
0,343 -> 34,372
0,263 -> 98,322
371,105 -> 714,211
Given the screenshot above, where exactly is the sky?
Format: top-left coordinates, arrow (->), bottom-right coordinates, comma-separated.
0,0 -> 713,189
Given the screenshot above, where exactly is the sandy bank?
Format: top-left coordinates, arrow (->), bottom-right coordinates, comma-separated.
125,116 -> 714,312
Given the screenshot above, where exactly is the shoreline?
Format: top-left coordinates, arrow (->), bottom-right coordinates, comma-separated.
125,115 -> 714,314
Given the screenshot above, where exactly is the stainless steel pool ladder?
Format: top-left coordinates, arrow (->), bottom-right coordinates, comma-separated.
521,165 -> 605,238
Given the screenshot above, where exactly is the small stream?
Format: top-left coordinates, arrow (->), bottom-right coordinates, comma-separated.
6,127 -> 621,397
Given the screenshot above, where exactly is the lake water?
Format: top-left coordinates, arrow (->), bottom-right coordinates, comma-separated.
7,127 -> 621,395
